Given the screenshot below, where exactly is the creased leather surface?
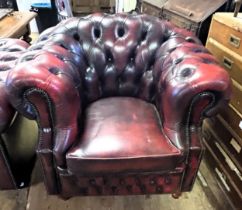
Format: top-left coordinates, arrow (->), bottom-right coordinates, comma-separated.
67,97 -> 182,175
2,13 -> 231,196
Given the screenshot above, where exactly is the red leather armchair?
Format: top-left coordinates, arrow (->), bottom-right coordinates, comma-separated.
5,14 -> 230,198
0,39 -> 38,190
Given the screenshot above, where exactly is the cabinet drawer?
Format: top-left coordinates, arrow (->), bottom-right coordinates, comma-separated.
204,118 -> 242,172
202,130 -> 242,209
219,104 -> 242,143
208,15 -> 242,55
142,2 -> 161,17
206,38 -> 242,85
230,79 -> 242,115
203,142 -> 242,210
160,9 -> 198,32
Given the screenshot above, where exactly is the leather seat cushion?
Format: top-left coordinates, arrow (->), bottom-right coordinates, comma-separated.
66,97 -> 183,175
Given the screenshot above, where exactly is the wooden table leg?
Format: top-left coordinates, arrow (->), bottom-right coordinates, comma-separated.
22,24 -> 32,43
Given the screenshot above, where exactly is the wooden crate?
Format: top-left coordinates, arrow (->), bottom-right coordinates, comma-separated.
72,0 -> 111,14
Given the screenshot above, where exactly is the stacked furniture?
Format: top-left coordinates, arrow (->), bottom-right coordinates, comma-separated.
72,0 -> 111,14
0,39 -> 38,189
141,0 -> 228,44
203,12 -> 242,209
141,0 -> 167,17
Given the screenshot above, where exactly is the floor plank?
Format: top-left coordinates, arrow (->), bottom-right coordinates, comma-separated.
0,188 -> 28,210
26,181 -> 214,210
0,160 -> 222,210
26,162 -> 215,210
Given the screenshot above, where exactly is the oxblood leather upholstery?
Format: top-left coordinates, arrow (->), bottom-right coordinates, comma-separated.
4,13 -> 231,198
0,39 -> 37,189
66,97 -> 182,175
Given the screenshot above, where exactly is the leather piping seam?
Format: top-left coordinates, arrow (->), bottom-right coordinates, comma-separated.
23,87 -> 60,193
180,91 -> 216,191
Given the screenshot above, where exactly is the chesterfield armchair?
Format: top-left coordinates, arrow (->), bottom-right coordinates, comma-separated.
0,39 -> 38,189
4,13 -> 230,198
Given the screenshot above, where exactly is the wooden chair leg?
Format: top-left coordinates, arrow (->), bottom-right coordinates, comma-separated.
172,192 -> 182,199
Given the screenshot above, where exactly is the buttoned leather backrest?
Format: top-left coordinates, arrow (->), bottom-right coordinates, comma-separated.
21,13 -> 203,106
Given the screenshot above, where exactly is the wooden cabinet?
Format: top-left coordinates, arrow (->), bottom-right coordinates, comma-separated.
72,0 -> 111,14
142,0 -> 227,44
160,0 -> 227,44
141,0 -> 167,17
202,13 -> 242,210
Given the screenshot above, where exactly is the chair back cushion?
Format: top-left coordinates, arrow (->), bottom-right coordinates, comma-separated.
35,13 -> 200,104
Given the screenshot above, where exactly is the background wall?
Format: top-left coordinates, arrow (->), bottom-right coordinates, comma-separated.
116,0 -> 136,12
16,0 -> 39,33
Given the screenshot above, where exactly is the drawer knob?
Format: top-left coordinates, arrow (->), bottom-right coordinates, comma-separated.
229,34 -> 240,48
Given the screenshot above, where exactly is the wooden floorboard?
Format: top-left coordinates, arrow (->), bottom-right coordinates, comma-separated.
23,161 -> 215,210
0,160 -> 218,210
0,188 -> 28,210
26,180 -> 215,210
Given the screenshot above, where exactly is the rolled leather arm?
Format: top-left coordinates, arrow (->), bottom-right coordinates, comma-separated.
0,38 -> 30,131
158,40 -> 231,149
6,47 -> 81,167
0,38 -> 30,189
0,84 -> 14,132
6,19 -> 85,169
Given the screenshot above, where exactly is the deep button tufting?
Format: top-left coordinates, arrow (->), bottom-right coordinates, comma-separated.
174,57 -> 183,65
193,48 -> 203,53
40,36 -> 48,41
126,185 -> 132,192
135,177 -> 141,186
111,186 -> 117,193
156,186 -> 163,193
8,48 -> 22,52
119,178 -> 125,185
203,58 -> 214,64
169,47 -> 176,53
105,49 -> 114,63
150,179 -> 156,185
96,186 -> 102,194
48,67 -> 60,75
103,177 -> 108,185
30,45 -> 43,51
89,179 -> 96,185
53,54 -> 64,61
93,27 -> 101,39
0,41 -> 6,47
1,56 -> 17,62
165,176 -> 172,185
180,67 -> 194,78
141,30 -> 148,41
140,185 -> 146,193
117,26 -> 125,38
60,44 -> 68,50
19,54 -> 35,62
185,36 -> 196,43
0,66 -> 10,71
73,33 -> 80,41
